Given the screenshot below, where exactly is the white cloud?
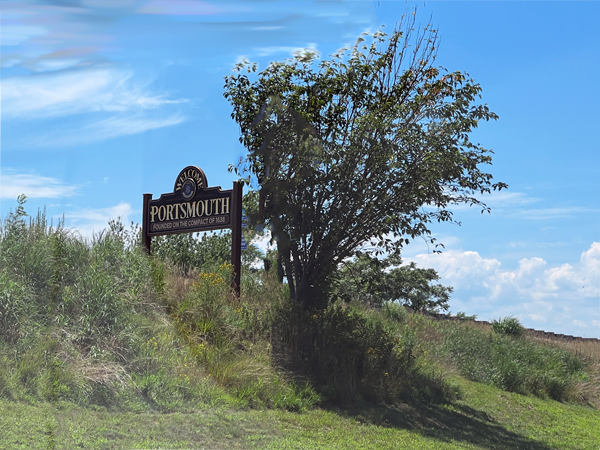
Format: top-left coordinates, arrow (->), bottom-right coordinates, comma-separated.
23,113 -> 186,148
2,68 -> 188,119
514,207 -> 599,220
0,170 -> 78,199
484,191 -> 539,207
528,313 -> 547,323
444,190 -> 597,222
406,242 -> 600,337
63,202 -> 133,240
3,66 -> 188,147
254,43 -> 318,57
251,231 -> 276,254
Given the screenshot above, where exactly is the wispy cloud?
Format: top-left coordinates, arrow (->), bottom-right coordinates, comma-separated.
137,0 -> 222,15
1,24 -> 48,46
2,67 -> 188,119
0,170 -> 78,199
3,66 -> 188,147
484,191 -> 539,207
446,190 -> 597,222
22,113 -> 185,148
254,43 -> 318,57
514,207 -> 599,220
250,26 -> 284,31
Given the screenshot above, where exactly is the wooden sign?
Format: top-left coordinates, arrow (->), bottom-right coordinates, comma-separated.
142,166 -> 243,295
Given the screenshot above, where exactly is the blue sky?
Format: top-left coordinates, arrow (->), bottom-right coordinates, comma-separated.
1,0 -> 599,337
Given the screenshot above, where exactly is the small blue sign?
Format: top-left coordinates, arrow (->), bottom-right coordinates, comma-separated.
241,234 -> 247,251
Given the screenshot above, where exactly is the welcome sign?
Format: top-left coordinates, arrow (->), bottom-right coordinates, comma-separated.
142,166 -> 243,294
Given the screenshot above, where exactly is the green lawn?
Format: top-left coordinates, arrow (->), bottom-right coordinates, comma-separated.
1,376 -> 598,450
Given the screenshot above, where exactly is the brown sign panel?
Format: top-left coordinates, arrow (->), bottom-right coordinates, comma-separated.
147,187 -> 232,236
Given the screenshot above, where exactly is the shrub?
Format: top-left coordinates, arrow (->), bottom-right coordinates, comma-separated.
492,316 -> 525,338
279,301 -> 451,404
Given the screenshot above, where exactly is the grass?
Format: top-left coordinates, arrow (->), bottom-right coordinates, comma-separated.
1,377 -> 599,449
1,198 -> 599,449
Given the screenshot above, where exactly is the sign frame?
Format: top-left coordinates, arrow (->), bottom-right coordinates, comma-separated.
142,166 -> 243,296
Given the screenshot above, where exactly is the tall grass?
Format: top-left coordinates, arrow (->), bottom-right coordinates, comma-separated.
161,261 -> 320,411
0,198 -> 223,410
438,320 -> 591,403
0,197 -> 596,414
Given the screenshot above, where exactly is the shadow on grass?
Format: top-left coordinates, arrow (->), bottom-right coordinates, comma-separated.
328,400 -> 552,450
271,328 -> 553,449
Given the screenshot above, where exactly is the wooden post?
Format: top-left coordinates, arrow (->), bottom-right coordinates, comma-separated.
141,193 -> 152,254
230,181 -> 242,297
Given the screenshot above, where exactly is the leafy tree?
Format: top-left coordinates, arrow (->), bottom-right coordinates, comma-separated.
334,252 -> 452,312
224,13 -> 506,309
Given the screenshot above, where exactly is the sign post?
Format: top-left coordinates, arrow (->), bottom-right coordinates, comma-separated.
142,166 -> 243,297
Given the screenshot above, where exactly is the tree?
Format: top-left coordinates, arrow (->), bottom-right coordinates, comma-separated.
224,13 -> 506,309
334,252 -> 452,312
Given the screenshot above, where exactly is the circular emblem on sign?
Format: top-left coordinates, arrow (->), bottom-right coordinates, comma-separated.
181,178 -> 196,200
174,166 -> 208,200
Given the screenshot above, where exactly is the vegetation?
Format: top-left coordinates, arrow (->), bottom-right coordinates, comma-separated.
224,14 -> 506,308
491,315 -> 525,337
334,251 -> 452,311
439,321 -> 589,402
0,197 -> 599,448
2,380 -> 600,450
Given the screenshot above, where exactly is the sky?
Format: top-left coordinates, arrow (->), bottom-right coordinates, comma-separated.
1,0 -> 599,337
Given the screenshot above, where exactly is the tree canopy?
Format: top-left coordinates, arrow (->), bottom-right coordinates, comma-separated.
334,252 -> 452,312
224,14 -> 506,309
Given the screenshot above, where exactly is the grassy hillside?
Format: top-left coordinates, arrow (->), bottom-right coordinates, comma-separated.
1,377 -> 599,449
1,199 -> 599,449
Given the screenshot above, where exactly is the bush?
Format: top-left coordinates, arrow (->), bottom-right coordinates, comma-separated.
279,301 -> 452,404
492,316 -> 525,338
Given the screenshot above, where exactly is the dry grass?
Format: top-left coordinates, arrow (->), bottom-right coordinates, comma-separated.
164,268 -> 199,304
524,330 -> 600,363
420,312 -> 600,363
573,362 -> 600,408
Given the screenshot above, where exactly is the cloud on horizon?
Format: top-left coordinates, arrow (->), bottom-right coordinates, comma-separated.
406,242 -> 600,337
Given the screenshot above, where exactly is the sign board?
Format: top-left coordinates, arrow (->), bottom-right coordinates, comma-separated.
142,166 -> 243,295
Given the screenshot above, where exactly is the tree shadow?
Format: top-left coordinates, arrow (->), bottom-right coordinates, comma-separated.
327,400 -> 553,450
271,327 -> 553,449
